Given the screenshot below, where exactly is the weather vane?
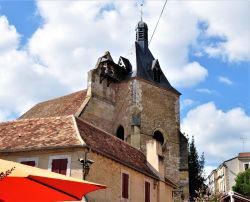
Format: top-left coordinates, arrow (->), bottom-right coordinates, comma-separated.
139,0 -> 144,21
140,3 -> 143,21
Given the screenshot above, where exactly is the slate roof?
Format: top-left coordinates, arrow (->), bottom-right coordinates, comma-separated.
0,115 -> 159,179
19,90 -> 87,119
122,20 -> 180,95
124,42 -> 180,94
0,116 -> 82,152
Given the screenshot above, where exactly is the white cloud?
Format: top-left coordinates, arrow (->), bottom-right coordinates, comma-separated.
0,0 -> 248,120
196,88 -> 216,94
27,0 -> 208,89
0,16 -> 19,54
205,165 -> 216,178
181,102 -> 250,167
188,1 -> 250,62
218,76 -> 233,85
0,15 -> 69,121
181,99 -> 196,110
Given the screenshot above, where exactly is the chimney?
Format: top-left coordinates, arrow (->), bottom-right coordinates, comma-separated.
146,139 -> 164,179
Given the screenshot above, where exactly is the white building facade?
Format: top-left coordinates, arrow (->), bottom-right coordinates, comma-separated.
208,152 -> 250,193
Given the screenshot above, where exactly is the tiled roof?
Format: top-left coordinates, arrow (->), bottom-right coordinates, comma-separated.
75,118 -> 159,179
0,116 -> 82,152
238,152 -> 250,158
19,90 -> 87,119
0,115 -> 159,180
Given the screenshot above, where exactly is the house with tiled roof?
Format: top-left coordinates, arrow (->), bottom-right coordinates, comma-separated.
0,20 -> 189,202
208,152 -> 250,194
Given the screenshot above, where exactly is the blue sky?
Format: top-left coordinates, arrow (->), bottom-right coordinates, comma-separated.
0,0 -> 249,175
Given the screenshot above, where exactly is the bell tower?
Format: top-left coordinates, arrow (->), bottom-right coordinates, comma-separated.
135,20 -> 148,50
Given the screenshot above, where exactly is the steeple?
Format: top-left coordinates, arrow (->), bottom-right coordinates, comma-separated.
135,20 -> 148,50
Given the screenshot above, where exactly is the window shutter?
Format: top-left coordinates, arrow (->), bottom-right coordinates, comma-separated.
145,181 -> 150,202
122,173 -> 129,199
21,161 -> 35,167
52,159 -> 68,175
52,159 -> 60,174
59,159 -> 68,175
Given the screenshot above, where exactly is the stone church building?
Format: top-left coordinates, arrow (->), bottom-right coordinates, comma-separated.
0,20 -> 189,201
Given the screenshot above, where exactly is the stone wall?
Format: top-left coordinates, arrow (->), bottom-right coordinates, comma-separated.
79,69 -> 189,200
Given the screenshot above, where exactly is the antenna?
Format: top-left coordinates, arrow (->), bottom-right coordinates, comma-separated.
240,137 -> 247,152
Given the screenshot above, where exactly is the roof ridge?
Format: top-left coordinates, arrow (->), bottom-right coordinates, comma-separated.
71,115 -> 86,146
36,89 -> 87,105
75,117 -> 147,157
0,115 -> 73,125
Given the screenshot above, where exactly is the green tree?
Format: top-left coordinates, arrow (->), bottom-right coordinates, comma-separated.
232,169 -> 250,198
188,136 -> 206,200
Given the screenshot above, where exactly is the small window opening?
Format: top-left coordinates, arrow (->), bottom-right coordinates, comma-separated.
122,173 -> 129,199
116,125 -> 124,140
145,181 -> 150,202
153,68 -> 161,82
153,131 -> 164,145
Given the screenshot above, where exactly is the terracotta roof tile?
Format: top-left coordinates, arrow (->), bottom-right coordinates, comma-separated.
238,152 -> 250,158
19,90 -> 87,119
0,116 -> 82,152
0,115 -> 159,180
75,118 -> 159,179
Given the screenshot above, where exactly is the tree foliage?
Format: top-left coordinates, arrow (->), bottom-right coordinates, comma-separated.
188,136 -> 206,200
232,169 -> 250,198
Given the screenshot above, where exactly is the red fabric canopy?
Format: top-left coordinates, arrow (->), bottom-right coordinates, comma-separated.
0,159 -> 106,202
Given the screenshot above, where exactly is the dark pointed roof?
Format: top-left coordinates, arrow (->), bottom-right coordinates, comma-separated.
118,21 -> 180,94
124,42 -> 180,94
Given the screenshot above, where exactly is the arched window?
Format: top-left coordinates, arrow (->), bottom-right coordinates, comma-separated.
116,125 -> 124,140
153,130 -> 164,145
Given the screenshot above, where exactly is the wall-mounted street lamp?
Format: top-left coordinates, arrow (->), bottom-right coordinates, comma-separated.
78,150 -> 94,180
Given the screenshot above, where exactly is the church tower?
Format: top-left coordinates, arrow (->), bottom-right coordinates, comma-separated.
136,20 -> 148,50
80,20 -> 189,200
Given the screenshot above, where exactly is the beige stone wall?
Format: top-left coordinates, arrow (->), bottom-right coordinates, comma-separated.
138,79 -> 180,184
80,72 -> 188,199
0,149 -> 173,202
80,70 -> 116,134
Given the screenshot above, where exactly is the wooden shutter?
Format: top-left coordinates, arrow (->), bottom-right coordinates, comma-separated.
122,173 -> 129,199
145,181 -> 150,202
52,159 -> 60,174
52,159 -> 68,175
21,161 -> 35,167
59,159 -> 68,175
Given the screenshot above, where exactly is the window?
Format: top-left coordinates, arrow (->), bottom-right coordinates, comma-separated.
121,172 -> 129,199
153,130 -> 164,145
244,163 -> 249,170
145,181 -> 150,202
52,159 -> 68,175
21,161 -> 36,167
48,155 -> 71,176
116,125 -> 125,141
17,157 -> 38,167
